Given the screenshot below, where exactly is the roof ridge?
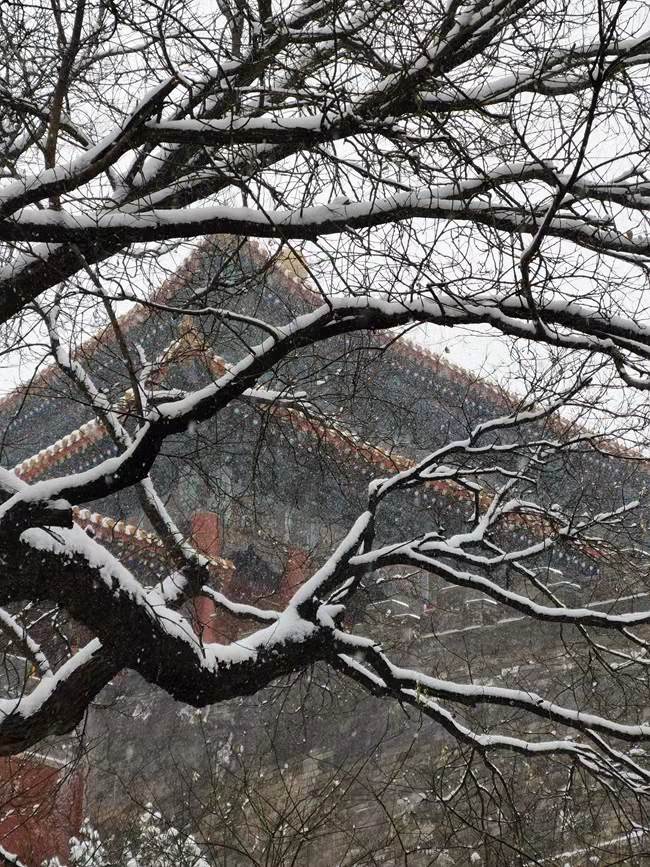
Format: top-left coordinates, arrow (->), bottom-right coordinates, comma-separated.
72,506 -> 234,574
252,242 -> 646,456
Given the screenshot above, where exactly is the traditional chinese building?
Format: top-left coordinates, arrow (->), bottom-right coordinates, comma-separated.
0,237 -> 643,864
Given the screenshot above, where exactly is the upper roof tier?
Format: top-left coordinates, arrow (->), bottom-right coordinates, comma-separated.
0,235 -> 510,470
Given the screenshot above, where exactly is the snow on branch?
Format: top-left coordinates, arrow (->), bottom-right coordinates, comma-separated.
0,607 -> 52,681
0,185 -> 640,256
4,0 -> 650,806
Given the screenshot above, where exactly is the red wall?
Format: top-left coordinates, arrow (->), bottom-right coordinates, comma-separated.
191,512 -> 222,643
0,755 -> 84,864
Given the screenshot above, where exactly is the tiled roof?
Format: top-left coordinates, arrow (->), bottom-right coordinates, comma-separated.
0,235 -> 495,417
0,236 -> 634,568
11,331 -> 204,482
14,419 -> 106,482
274,402 -> 607,559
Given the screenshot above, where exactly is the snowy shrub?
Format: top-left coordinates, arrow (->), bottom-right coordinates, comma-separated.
42,809 -> 210,867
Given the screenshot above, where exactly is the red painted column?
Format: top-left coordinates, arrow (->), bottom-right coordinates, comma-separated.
279,548 -> 310,606
191,512 -> 222,643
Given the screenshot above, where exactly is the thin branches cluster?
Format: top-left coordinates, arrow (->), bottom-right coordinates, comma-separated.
2,0 -> 650,847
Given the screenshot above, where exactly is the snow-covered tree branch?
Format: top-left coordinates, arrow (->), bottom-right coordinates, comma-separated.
4,1 -> 650,856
